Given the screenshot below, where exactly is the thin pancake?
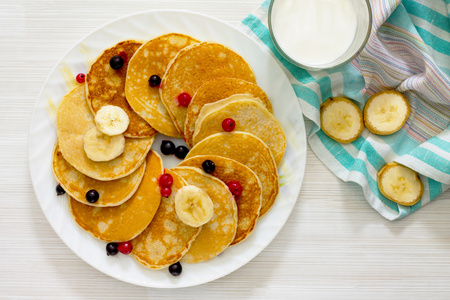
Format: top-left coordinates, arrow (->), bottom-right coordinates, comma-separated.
160,42 -> 256,135
52,142 -> 145,207
125,33 -> 199,138
132,169 -> 201,269
57,85 -> 153,181
184,77 -> 272,147
69,150 -> 163,242
86,40 -> 157,138
193,95 -> 286,166
178,156 -> 261,245
171,167 -> 237,263
186,132 -> 278,217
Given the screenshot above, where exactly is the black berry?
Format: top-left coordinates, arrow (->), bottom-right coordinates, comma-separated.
106,243 -> 119,256
110,55 -> 124,70
168,262 -> 182,276
160,140 -> 175,155
86,189 -> 99,203
149,75 -> 161,87
202,160 -> 215,174
56,184 -> 66,196
174,146 -> 189,159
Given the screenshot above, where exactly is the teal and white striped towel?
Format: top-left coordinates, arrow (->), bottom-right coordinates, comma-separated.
240,0 -> 450,220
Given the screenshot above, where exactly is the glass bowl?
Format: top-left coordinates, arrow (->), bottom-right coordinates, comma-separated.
268,0 -> 372,71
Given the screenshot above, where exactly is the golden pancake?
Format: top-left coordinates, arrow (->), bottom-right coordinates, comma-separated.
69,150 -> 163,242
184,77 -> 272,147
178,156 -> 261,246
52,142 -> 145,207
186,132 -> 278,216
171,166 -> 237,263
193,95 -> 286,166
132,169 -> 201,269
57,85 -> 153,181
86,40 -> 157,138
125,33 -> 199,138
160,42 -> 257,135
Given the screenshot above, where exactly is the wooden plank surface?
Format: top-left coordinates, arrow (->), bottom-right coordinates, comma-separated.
1,0 -> 450,299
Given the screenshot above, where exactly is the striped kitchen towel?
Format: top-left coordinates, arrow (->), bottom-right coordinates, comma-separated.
240,0 -> 450,220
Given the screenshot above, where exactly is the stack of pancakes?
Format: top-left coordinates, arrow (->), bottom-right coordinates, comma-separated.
53,33 -> 286,271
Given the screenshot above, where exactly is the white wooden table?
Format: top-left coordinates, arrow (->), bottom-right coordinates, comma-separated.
1,1 -> 450,299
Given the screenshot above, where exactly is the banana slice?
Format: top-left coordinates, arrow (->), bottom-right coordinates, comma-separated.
320,97 -> 363,143
95,105 -> 130,136
377,162 -> 424,206
364,90 -> 410,135
174,185 -> 214,228
83,127 -> 125,162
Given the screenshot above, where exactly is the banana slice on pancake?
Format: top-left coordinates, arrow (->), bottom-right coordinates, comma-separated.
83,127 -> 125,162
377,162 -> 424,206
364,90 -> 410,135
320,97 -> 364,143
95,105 -> 130,136
174,185 -> 214,228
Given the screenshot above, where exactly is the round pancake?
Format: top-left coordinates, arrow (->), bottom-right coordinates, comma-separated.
186,132 -> 278,217
171,167 -> 237,263
184,77 -> 273,147
178,156 -> 261,246
159,42 -> 257,135
86,40 -> 157,138
193,95 -> 286,166
125,33 -> 199,138
52,142 -> 145,207
132,169 -> 201,269
69,150 -> 163,242
57,85 -> 154,181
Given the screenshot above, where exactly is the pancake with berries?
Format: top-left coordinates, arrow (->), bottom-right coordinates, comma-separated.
178,156 -> 261,245
184,77 -> 272,147
57,85 -> 153,181
193,94 -> 286,166
69,150 -> 162,242
186,132 -> 278,217
125,33 -> 199,138
171,166 -> 237,263
86,40 -> 157,138
132,169 -> 201,269
159,42 -> 256,135
52,142 -> 145,207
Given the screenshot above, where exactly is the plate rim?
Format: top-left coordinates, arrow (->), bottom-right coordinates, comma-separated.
28,8 -> 307,288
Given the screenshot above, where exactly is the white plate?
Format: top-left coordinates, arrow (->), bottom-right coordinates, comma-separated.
28,10 -> 307,288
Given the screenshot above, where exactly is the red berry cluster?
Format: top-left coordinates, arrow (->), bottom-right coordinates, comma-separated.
159,173 -> 174,197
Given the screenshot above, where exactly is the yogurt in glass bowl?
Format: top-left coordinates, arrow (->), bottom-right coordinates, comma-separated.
268,0 -> 372,71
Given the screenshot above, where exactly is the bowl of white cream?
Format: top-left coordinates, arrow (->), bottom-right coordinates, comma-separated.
268,0 -> 372,70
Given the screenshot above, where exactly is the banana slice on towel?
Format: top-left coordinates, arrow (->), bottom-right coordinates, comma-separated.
320,97 -> 364,143
363,90 -> 410,135
174,185 -> 214,227
377,162 -> 424,206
